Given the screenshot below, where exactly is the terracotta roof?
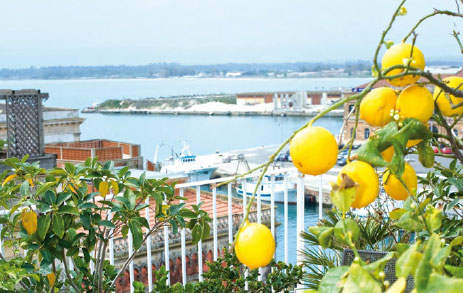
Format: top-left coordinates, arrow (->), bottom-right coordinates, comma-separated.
93,188 -> 244,236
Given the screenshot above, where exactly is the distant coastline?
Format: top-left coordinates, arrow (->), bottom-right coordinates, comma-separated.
82,94 -> 344,117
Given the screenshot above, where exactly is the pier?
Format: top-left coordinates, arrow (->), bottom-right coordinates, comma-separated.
194,144 -> 335,206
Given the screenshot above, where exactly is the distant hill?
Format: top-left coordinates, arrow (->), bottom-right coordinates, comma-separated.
0,59 -> 459,80
0,61 -> 372,80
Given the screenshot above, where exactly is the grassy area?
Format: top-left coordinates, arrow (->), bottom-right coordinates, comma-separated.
97,94 -> 236,110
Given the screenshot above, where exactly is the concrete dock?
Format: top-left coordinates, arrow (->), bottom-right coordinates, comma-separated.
195,144 -> 335,205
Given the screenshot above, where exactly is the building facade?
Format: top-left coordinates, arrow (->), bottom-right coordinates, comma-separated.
0,105 -> 84,144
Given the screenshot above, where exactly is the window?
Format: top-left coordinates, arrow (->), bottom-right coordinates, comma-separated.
453,128 -> 458,137
348,104 -> 355,113
350,128 -> 356,139
365,128 -> 370,139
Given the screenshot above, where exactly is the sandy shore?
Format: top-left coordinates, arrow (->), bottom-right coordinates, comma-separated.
85,101 -> 343,116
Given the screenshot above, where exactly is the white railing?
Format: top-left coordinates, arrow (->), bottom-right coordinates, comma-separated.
0,167 -> 326,292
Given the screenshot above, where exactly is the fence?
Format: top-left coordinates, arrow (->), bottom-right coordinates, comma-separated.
112,167 -> 324,292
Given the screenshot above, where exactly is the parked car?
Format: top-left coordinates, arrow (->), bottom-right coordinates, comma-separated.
276,152 -> 288,162
441,147 -> 453,154
432,146 -> 453,154
337,156 -> 348,166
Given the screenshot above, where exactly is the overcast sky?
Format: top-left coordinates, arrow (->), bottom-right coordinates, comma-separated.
0,0 -> 462,68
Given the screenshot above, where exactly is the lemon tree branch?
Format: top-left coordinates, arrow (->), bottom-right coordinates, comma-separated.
403,9 -> 463,42
372,0 -> 408,73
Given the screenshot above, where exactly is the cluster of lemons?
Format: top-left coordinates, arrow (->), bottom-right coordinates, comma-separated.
290,43 -> 463,210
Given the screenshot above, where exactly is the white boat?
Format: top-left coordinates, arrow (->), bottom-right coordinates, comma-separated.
156,142 -> 217,182
235,174 -> 297,204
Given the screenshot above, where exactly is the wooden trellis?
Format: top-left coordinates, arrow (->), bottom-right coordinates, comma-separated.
0,89 -> 48,158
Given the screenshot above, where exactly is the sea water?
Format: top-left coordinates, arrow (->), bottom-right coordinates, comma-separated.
0,77 -> 369,264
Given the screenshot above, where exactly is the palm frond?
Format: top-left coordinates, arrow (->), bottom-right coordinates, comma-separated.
300,246 -> 341,290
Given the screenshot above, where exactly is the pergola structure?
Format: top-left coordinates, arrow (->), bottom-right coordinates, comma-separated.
0,89 -> 56,169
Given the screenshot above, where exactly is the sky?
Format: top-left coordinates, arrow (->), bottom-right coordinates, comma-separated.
0,0 -> 462,68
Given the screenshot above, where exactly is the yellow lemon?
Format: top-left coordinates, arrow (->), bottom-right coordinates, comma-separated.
383,163 -> 417,200
396,85 -> 434,123
47,272 -> 56,287
235,222 -> 275,269
47,273 -> 56,287
381,146 -> 395,162
22,210 -> 38,235
433,76 -> 463,117
381,138 -> 423,162
382,43 -> 425,87
337,161 -> 379,209
360,87 -> 397,127
290,126 -> 338,175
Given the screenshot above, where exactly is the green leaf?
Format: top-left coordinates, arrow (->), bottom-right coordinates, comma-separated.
430,246 -> 451,270
43,190 -> 56,205
80,214 -> 91,230
170,219 -> 178,234
37,215 -> 51,241
396,242 -> 422,278
424,205 -> 443,232
20,180 -> 29,196
343,263 -> 382,293
417,142 -> 435,168
424,273 -> 463,292
364,252 -> 395,275
445,265 -> 463,278
121,225 -> 129,238
35,182 -> 56,196
389,208 -> 406,220
99,220 -> 115,229
201,223 -> 210,240
192,225 -> 202,245
385,277 -> 406,293
329,175 -> 357,213
115,196 -> 130,208
450,236 -> 463,247
58,205 -> 80,216
396,212 -> 424,232
64,162 -> 76,175
318,227 -> 334,249
319,266 -> 349,293
415,234 -> 441,290
334,218 -> 360,246
179,209 -> 197,219
128,220 -> 143,250
79,202 -> 98,209
53,214 -> 65,239
56,192 -> 72,206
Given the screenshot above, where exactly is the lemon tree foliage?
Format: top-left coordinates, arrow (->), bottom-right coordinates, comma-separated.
0,156 -> 211,292
296,0 -> 463,291
139,249 -> 303,293
219,0 -> 463,291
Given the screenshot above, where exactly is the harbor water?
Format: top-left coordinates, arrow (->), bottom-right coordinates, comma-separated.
0,77 -> 369,264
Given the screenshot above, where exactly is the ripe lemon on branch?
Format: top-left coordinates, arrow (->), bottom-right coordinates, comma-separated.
396,84 -> 434,123
360,87 -> 397,127
290,126 -> 338,175
381,43 -> 425,87
383,162 -> 417,200
21,210 -> 38,235
434,76 -> 463,117
235,221 -> 275,269
337,161 -> 379,209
